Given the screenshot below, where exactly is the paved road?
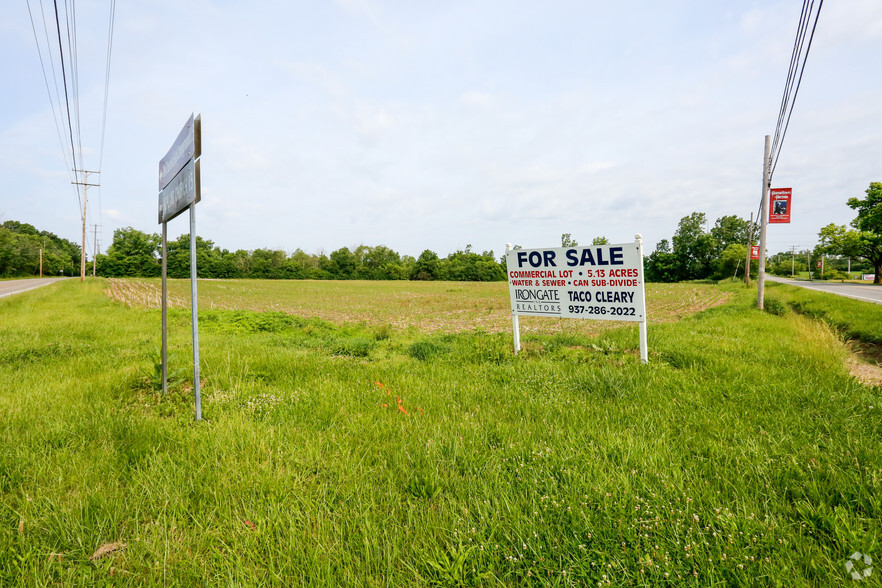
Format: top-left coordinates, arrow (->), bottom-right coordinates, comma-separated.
766,275 -> 882,304
0,277 -> 70,299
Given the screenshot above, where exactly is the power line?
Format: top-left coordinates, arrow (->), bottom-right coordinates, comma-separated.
770,0 -> 810,160
768,0 -> 824,182
25,0 -> 80,215
51,0 -> 80,179
27,0 -> 117,236
98,0 -> 116,171
97,0 -> 117,235
68,0 -> 85,175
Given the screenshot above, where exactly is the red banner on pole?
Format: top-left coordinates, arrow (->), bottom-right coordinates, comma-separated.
750,245 -> 760,260
769,188 -> 792,223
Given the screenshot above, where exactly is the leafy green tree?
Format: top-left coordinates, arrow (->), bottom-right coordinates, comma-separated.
817,222 -> 878,283
561,233 -> 578,247
361,245 -> 404,280
248,248 -> 286,279
1,221 -> 39,236
672,212 -> 717,280
844,182 -> 882,283
287,249 -> 328,279
0,228 -> 14,275
591,236 -> 610,246
412,249 -> 440,280
644,239 -> 678,282
97,227 -> 160,277
644,249 -> 679,282
769,258 -> 804,276
710,215 -> 749,255
163,234 -> 221,278
230,250 -> 252,277
716,243 -> 751,280
0,222 -> 79,277
329,247 -> 358,279
439,245 -> 505,281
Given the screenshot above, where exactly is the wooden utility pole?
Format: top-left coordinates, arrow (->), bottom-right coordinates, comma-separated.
92,224 -> 101,277
72,170 -> 99,282
757,135 -> 770,310
744,212 -> 753,286
39,248 -> 43,277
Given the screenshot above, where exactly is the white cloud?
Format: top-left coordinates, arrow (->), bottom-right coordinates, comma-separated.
1,0 -> 880,257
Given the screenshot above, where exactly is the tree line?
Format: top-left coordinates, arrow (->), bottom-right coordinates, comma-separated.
644,212 -> 757,282
644,182 -> 880,283
0,221 -> 80,277
94,227 -> 506,281
816,181 -> 882,283
4,182 -> 878,283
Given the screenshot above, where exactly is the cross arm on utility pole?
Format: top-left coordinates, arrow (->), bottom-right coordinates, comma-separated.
72,169 -> 100,282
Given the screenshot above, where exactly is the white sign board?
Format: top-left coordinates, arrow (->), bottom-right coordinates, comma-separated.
506,242 -> 645,321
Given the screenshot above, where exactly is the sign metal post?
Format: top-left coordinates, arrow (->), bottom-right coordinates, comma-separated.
505,243 -> 522,355
161,222 -> 168,396
158,113 -> 202,420
636,234 -> 648,364
189,204 -> 201,420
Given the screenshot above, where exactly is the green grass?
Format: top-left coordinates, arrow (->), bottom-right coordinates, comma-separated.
765,281 -> 882,345
0,279 -> 879,586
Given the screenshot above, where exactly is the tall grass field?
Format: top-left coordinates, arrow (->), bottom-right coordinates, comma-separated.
1,278 -> 879,586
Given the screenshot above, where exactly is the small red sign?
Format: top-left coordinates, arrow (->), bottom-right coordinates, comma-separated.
817,261 -> 822,269
769,188 -> 792,223
750,246 -> 760,260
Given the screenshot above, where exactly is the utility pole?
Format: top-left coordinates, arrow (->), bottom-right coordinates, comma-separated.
744,212 -> 753,286
92,224 -> 101,277
72,169 -> 100,282
791,246 -> 796,276
757,135 -> 770,310
39,248 -> 43,278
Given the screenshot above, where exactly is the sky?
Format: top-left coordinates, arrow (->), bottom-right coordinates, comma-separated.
1,0 -> 881,261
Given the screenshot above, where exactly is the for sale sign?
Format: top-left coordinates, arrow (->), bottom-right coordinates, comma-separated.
505,242 -> 645,321
769,188 -> 792,223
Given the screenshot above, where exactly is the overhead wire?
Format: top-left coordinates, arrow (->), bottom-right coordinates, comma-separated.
769,0 -> 811,162
97,0 -> 118,239
750,0 -> 823,255
25,0 -> 75,196
27,0 -> 117,253
51,0 -> 80,186
98,0 -> 115,171
37,0 -> 82,214
768,0 -> 824,183
68,0 -> 85,182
